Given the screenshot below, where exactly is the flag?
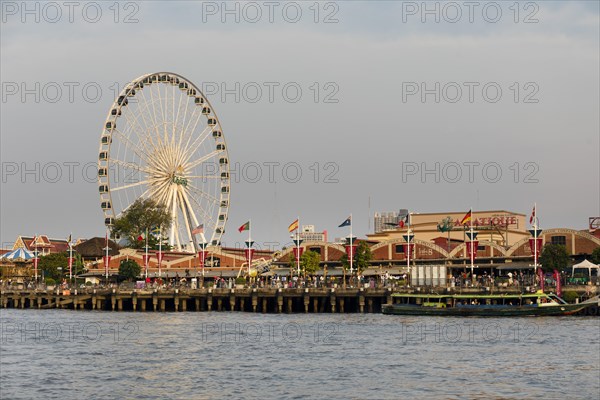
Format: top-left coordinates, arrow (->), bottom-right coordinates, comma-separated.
400,213 -> 410,228
238,221 -> 250,233
288,219 -> 299,232
460,210 -> 472,225
529,204 -> 536,224
137,232 -> 145,241
66,234 -> 72,243
338,216 -> 351,227
151,226 -> 161,235
192,224 -> 204,235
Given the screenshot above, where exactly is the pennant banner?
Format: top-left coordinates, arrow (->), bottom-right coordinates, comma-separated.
345,245 -> 357,259
403,243 -> 415,258
537,267 -> 545,292
156,251 -> 164,264
293,246 -> 304,261
244,248 -> 255,263
466,240 -> 479,262
198,250 -> 208,268
528,238 -> 543,259
142,254 -> 151,266
103,256 -> 112,271
68,257 -> 74,276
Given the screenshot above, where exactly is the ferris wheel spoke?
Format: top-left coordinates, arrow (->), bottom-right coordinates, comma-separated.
180,188 -> 201,228
186,182 -> 221,206
114,188 -> 151,218
177,189 -> 195,247
119,104 -> 162,156
141,88 -> 165,149
179,94 -> 199,147
110,159 -> 152,174
180,113 -> 212,155
159,84 -> 170,147
110,179 -> 150,192
185,190 -> 216,229
184,149 -> 223,171
169,187 -> 178,248
181,123 -> 211,166
112,127 -> 152,162
186,175 -> 220,180
180,105 -> 204,150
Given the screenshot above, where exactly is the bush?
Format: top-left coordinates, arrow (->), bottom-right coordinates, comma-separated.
562,290 -> 579,303
235,277 -> 246,285
45,277 -> 56,286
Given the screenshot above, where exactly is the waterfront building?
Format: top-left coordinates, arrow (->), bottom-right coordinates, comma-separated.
298,225 -> 327,242
373,212 -> 400,234
11,235 -> 71,256
369,210 -> 528,247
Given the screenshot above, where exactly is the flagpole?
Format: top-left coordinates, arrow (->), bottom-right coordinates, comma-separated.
533,202 -> 538,280
105,228 -> 109,285
145,227 -> 149,279
407,212 -> 411,286
470,208 -> 474,276
158,226 -> 162,278
350,213 -> 353,278
34,232 -> 38,285
248,219 -> 251,277
69,233 -> 73,284
297,216 -> 301,276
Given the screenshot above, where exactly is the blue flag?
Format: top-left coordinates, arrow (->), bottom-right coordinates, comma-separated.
338,216 -> 351,227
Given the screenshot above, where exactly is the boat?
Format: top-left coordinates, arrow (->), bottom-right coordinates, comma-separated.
382,291 -> 599,317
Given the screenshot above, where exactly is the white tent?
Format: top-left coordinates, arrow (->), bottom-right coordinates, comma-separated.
571,259 -> 599,277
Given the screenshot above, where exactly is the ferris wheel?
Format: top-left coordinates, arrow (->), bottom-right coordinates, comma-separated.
98,72 -> 230,251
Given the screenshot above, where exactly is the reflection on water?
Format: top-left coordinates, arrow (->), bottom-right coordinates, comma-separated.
1,310 -> 598,399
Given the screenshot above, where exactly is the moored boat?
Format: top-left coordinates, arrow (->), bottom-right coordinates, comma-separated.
382,291 -> 599,317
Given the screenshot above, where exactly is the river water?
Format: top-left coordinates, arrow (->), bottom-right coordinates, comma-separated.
0,310 -> 598,399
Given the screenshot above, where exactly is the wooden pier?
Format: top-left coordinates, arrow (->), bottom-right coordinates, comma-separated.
1,287 -> 598,315
0,288 -> 394,313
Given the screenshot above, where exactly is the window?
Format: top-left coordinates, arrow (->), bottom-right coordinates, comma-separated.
551,236 -> 566,246
395,245 -> 404,254
477,245 -> 485,251
310,247 -> 321,255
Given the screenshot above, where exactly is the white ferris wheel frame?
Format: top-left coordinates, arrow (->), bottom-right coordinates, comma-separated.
98,72 -> 231,252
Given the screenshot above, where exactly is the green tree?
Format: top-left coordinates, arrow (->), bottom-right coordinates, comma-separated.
119,259 -> 141,281
540,244 -> 570,271
300,250 -> 321,277
111,198 -> 171,249
340,241 -> 372,287
590,247 -> 600,265
38,252 -> 68,281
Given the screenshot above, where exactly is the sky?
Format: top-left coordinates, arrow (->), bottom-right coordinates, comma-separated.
1,1 -> 599,250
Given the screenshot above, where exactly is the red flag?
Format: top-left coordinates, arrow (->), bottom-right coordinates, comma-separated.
553,269 -> 562,298
529,204 -> 536,224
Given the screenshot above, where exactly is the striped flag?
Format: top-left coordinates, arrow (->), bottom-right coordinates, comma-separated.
192,224 -> 204,235
529,204 -> 536,224
460,210 -> 472,225
288,219 -> 299,232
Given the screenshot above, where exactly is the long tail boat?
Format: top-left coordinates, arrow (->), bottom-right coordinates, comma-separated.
382,291 -> 599,317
